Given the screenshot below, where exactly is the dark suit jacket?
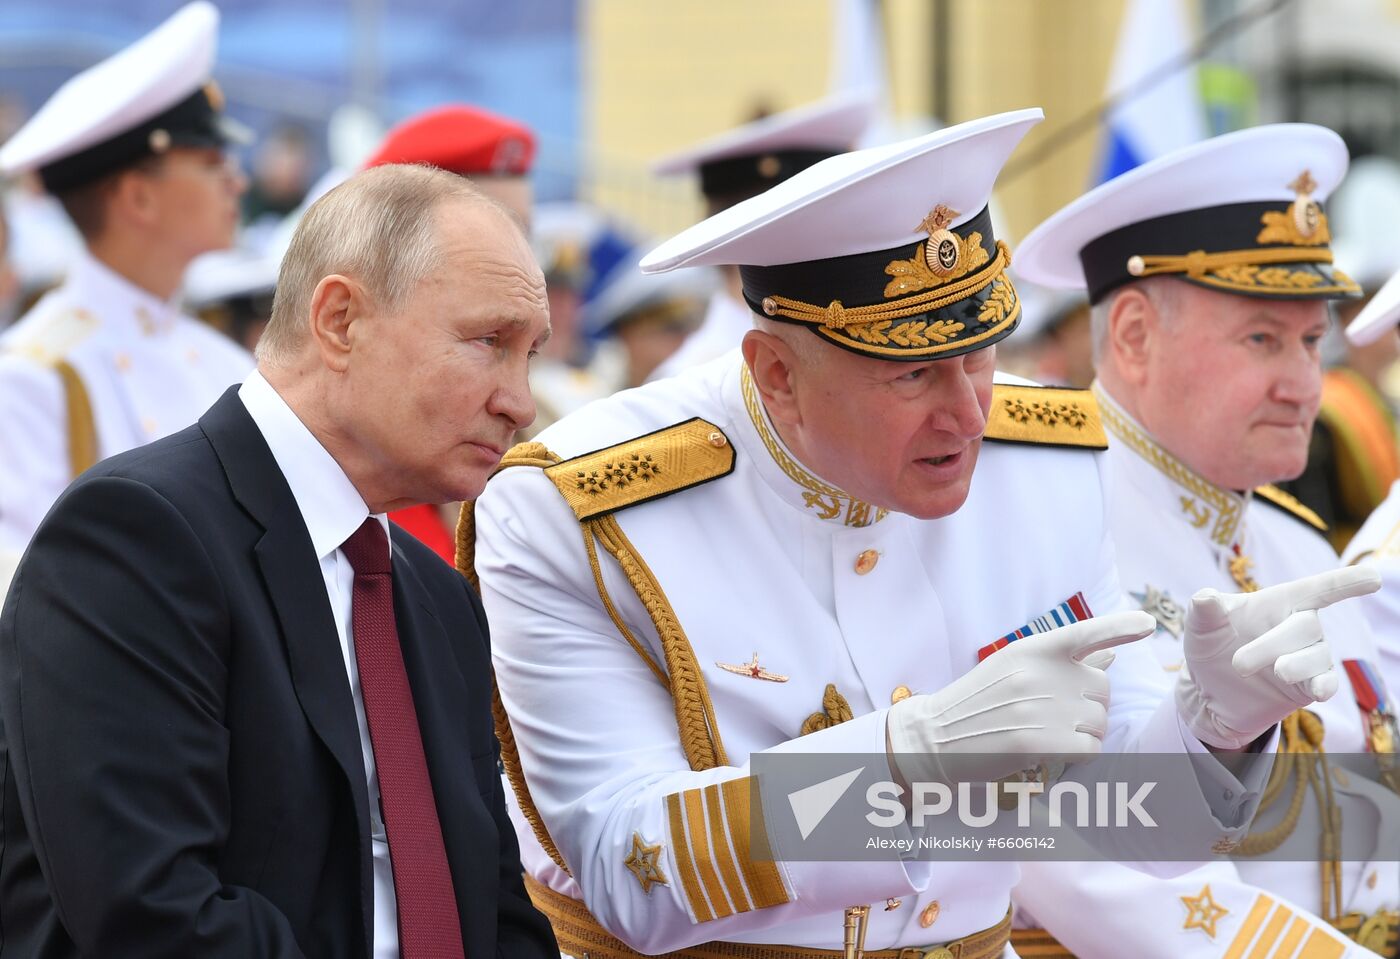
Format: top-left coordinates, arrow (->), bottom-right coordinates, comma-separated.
0,389 -> 557,958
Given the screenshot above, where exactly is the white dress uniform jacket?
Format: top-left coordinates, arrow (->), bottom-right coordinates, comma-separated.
1344,480 -> 1400,690
474,354 -> 1262,957
0,249 -> 253,560
1015,386 -> 1400,959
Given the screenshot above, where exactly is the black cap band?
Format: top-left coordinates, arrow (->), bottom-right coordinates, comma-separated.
1078,199 -> 1360,304
698,148 -> 839,201
39,85 -> 236,193
738,205 -> 1022,361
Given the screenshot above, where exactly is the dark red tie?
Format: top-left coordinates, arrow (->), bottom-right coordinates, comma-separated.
341,518 -> 466,959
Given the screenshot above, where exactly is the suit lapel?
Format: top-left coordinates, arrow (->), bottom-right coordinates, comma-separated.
200,389 -> 376,952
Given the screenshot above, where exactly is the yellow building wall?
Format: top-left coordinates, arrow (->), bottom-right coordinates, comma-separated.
584,0 -> 835,235
585,0 -> 1133,242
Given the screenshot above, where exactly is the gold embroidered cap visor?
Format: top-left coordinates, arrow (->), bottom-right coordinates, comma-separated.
1076,199 -> 1360,305
1012,122 -> 1360,305
740,204 -> 1023,360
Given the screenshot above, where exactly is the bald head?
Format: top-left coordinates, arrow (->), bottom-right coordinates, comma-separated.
258,163 -> 523,367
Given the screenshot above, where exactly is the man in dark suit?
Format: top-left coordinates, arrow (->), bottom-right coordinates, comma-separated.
0,162 -> 557,958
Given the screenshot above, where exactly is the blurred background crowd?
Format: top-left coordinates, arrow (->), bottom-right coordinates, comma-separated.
5,0 -> 1400,550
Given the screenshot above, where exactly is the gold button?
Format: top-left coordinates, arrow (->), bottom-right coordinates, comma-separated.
854,549 -> 879,575
186,348 -> 201,363
142,417 -> 158,435
919,900 -> 940,928
891,685 -> 912,704
762,297 -> 777,316
1369,871 -> 1379,889
924,949 -> 954,959
885,897 -> 901,911
114,352 -> 132,372
708,431 -> 727,448
1126,254 -> 1146,276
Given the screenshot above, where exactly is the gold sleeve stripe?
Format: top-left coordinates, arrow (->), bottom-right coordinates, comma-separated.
544,418 -> 736,521
984,384 -> 1108,450
1272,917 -> 1310,959
682,787 -> 736,920
720,777 -> 790,910
1224,896 -> 1275,959
704,783 -> 753,913
665,792 -> 714,923
1245,902 -> 1292,959
1296,928 -> 1346,959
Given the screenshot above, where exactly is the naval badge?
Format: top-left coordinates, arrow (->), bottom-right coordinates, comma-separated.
623,832 -> 669,894
716,652 -> 789,683
1130,584 -> 1184,638
1180,884 -> 1230,938
1288,170 -> 1321,240
1228,547 -> 1259,593
1343,659 -> 1400,763
919,204 -> 962,276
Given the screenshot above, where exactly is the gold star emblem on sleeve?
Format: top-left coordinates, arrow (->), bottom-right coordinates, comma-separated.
1180,884 -> 1230,938
623,832 -> 669,894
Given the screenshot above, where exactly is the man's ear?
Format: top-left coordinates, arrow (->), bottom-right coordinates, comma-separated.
742,327 -> 802,428
308,275 -> 360,373
1106,286 -> 1156,387
107,168 -> 158,231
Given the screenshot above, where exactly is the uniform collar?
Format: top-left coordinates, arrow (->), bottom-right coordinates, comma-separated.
67,247 -> 182,336
1094,381 -> 1252,549
723,356 -> 889,528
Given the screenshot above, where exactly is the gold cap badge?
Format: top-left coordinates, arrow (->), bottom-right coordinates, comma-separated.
920,204 -> 962,276
1288,170 -> 1321,239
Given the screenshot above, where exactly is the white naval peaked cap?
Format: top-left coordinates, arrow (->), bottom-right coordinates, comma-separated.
640,108 -> 1043,362
1345,268 -> 1400,345
0,2 -> 247,190
1014,123 -> 1359,305
652,93 -> 875,203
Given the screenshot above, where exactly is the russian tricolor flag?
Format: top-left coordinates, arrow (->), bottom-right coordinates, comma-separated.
1096,0 -> 1207,183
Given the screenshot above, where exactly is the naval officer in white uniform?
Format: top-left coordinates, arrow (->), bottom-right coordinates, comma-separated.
465,110 -> 1379,959
1012,124 -> 1400,958
0,2 -> 254,582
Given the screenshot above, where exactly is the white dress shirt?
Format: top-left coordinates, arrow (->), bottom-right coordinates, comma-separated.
238,369 -> 399,959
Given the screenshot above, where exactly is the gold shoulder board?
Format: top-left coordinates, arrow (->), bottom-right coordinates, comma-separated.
3,308 -> 99,366
1254,484 -> 1327,532
983,384 -> 1107,450
543,418 -> 735,521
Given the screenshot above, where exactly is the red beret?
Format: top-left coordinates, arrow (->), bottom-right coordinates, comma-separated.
363,105 -> 535,176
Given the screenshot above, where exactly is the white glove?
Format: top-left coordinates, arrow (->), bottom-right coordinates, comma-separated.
1176,566 -> 1381,750
887,611 -> 1156,785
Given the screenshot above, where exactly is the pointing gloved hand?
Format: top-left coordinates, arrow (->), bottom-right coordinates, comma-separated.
887,611 -> 1157,785
1176,566 -> 1381,750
